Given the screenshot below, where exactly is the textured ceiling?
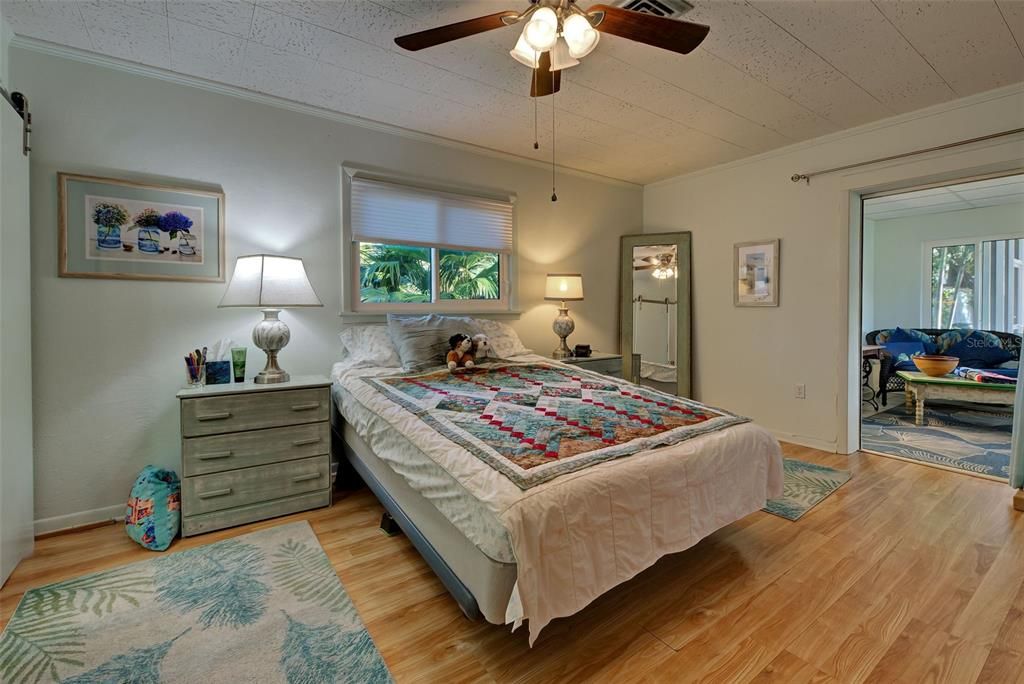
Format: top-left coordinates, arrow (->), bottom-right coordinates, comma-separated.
4,0 -> 1024,184
864,173 -> 1024,220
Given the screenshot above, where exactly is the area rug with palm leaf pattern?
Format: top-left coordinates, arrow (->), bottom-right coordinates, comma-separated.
762,459 -> 851,521
0,521 -> 391,683
861,402 -> 1011,480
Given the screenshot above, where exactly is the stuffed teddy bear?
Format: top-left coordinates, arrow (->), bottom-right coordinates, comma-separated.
446,333 -> 475,371
471,333 -> 492,361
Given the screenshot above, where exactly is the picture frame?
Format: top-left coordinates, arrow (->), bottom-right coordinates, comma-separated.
58,172 -> 225,282
734,239 -> 780,307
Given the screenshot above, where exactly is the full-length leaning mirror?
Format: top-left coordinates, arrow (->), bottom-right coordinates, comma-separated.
619,232 -> 692,397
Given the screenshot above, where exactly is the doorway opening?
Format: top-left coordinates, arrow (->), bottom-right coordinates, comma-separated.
859,173 -> 1024,481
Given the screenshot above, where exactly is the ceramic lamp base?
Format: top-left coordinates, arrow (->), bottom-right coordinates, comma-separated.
551,304 -> 575,360
252,309 -> 291,385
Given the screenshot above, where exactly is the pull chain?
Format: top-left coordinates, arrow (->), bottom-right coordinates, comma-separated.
551,89 -> 557,202
533,64 -> 539,150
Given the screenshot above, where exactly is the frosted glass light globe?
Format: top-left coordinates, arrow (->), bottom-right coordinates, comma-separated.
562,13 -> 600,58
523,7 -> 558,51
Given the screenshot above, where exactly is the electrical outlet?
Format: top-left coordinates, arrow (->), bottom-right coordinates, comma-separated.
794,384 -> 806,399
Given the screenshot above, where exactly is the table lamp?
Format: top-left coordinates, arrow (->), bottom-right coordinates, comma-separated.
544,273 -> 584,359
218,254 -> 322,384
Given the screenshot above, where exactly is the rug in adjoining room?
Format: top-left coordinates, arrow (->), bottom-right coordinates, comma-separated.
861,401 -> 1011,480
0,521 -> 392,684
763,458 -> 852,521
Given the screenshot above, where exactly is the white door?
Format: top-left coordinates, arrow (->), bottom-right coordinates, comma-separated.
0,93 -> 33,586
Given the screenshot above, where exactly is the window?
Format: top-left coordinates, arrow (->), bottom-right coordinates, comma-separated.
347,175 -> 513,312
925,236 -> 1024,333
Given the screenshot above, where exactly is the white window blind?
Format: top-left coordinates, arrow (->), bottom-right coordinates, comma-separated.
350,177 -> 513,254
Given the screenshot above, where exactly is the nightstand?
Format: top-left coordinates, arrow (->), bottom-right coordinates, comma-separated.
177,375 -> 332,536
555,352 -> 623,379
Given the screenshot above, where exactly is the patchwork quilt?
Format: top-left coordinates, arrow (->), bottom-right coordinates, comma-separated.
364,362 -> 750,489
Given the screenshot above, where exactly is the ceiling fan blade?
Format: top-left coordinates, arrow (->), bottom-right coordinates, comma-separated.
530,52 -> 562,97
587,4 -> 709,55
394,11 -> 519,51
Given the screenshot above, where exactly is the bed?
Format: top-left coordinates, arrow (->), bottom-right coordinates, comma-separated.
331,353 -> 783,644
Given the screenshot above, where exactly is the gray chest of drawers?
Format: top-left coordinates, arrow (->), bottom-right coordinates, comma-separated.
177,375 -> 332,536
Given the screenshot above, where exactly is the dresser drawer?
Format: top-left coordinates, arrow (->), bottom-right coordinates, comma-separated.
182,422 -> 329,477
182,455 -> 330,515
575,358 -> 622,378
182,489 -> 331,537
181,387 -> 329,437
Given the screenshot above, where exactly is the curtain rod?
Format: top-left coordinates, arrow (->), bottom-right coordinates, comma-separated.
790,127 -> 1024,184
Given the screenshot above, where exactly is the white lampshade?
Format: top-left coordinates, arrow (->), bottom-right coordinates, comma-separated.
544,273 -> 584,301
522,6 -> 558,52
219,254 -> 322,308
548,37 -> 580,71
510,33 -> 541,68
562,13 -> 600,58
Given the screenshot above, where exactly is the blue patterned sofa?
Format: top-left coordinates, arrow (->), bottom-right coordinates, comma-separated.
865,328 -> 1021,406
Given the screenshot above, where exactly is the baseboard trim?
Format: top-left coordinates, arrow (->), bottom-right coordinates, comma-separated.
35,504 -> 124,537
770,430 -> 839,454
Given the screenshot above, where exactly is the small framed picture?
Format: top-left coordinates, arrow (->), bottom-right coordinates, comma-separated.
58,173 -> 225,282
734,239 -> 779,307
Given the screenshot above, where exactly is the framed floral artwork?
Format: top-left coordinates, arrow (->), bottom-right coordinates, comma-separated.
734,239 -> 780,307
58,173 -> 225,282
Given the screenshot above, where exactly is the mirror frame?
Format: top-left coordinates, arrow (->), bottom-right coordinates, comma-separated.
619,232 -> 692,397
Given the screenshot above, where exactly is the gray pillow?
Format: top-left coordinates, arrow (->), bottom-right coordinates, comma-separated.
387,314 -> 482,372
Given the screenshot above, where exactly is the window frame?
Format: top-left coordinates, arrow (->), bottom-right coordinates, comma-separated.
921,231 -> 1024,331
340,165 -> 518,316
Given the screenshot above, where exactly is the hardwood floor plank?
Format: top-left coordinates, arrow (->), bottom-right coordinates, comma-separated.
2,445 -> 1023,683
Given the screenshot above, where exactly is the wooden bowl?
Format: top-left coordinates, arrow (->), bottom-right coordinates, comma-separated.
912,355 -> 959,377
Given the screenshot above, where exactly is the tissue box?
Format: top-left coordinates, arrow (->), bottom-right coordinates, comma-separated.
205,360 -> 232,385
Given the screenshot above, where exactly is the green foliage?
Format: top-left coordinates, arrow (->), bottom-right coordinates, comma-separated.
439,249 -> 499,300
930,244 -> 976,328
21,565 -> 154,618
0,609 -> 85,683
272,540 -> 358,625
279,612 -> 391,684
359,243 -> 430,303
358,244 -> 500,303
154,540 -> 269,628
60,629 -> 189,684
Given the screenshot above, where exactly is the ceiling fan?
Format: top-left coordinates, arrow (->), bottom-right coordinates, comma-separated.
394,0 -> 710,98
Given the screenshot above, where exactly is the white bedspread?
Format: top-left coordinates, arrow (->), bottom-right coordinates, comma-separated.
332,355 -> 784,644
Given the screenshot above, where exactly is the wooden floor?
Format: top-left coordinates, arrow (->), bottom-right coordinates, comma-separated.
3,444 -> 1024,683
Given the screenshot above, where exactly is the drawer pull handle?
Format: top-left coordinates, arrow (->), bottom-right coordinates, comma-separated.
198,450 -> 233,460
291,437 -> 321,447
198,488 -> 233,499
291,403 -> 320,412
292,472 -> 321,483
197,411 -> 232,422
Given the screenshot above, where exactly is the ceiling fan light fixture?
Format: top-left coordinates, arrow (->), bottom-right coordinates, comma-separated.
562,13 -> 600,58
509,33 -> 540,68
522,6 -> 558,51
549,37 -> 580,72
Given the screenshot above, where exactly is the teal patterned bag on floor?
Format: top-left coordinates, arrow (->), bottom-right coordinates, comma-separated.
125,466 -> 181,551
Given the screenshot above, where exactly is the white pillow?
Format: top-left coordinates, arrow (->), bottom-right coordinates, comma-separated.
473,318 -> 532,358
338,325 -> 403,368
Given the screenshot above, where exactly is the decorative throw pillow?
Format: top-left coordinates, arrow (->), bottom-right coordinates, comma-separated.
339,325 -> 403,368
888,327 -> 937,353
884,341 -> 926,370
946,331 -> 1013,369
472,318 -> 532,358
125,466 -> 180,551
387,314 -> 482,372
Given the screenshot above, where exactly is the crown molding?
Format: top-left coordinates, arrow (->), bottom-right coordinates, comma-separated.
10,35 -> 639,189
646,82 -> 1024,189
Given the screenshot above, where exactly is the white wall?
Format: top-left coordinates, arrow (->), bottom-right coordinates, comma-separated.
0,12 -> 10,87
14,48 -> 642,532
644,85 -> 1024,451
868,202 -> 1024,331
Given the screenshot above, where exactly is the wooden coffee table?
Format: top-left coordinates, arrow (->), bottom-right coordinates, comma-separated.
895,370 -> 1015,426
